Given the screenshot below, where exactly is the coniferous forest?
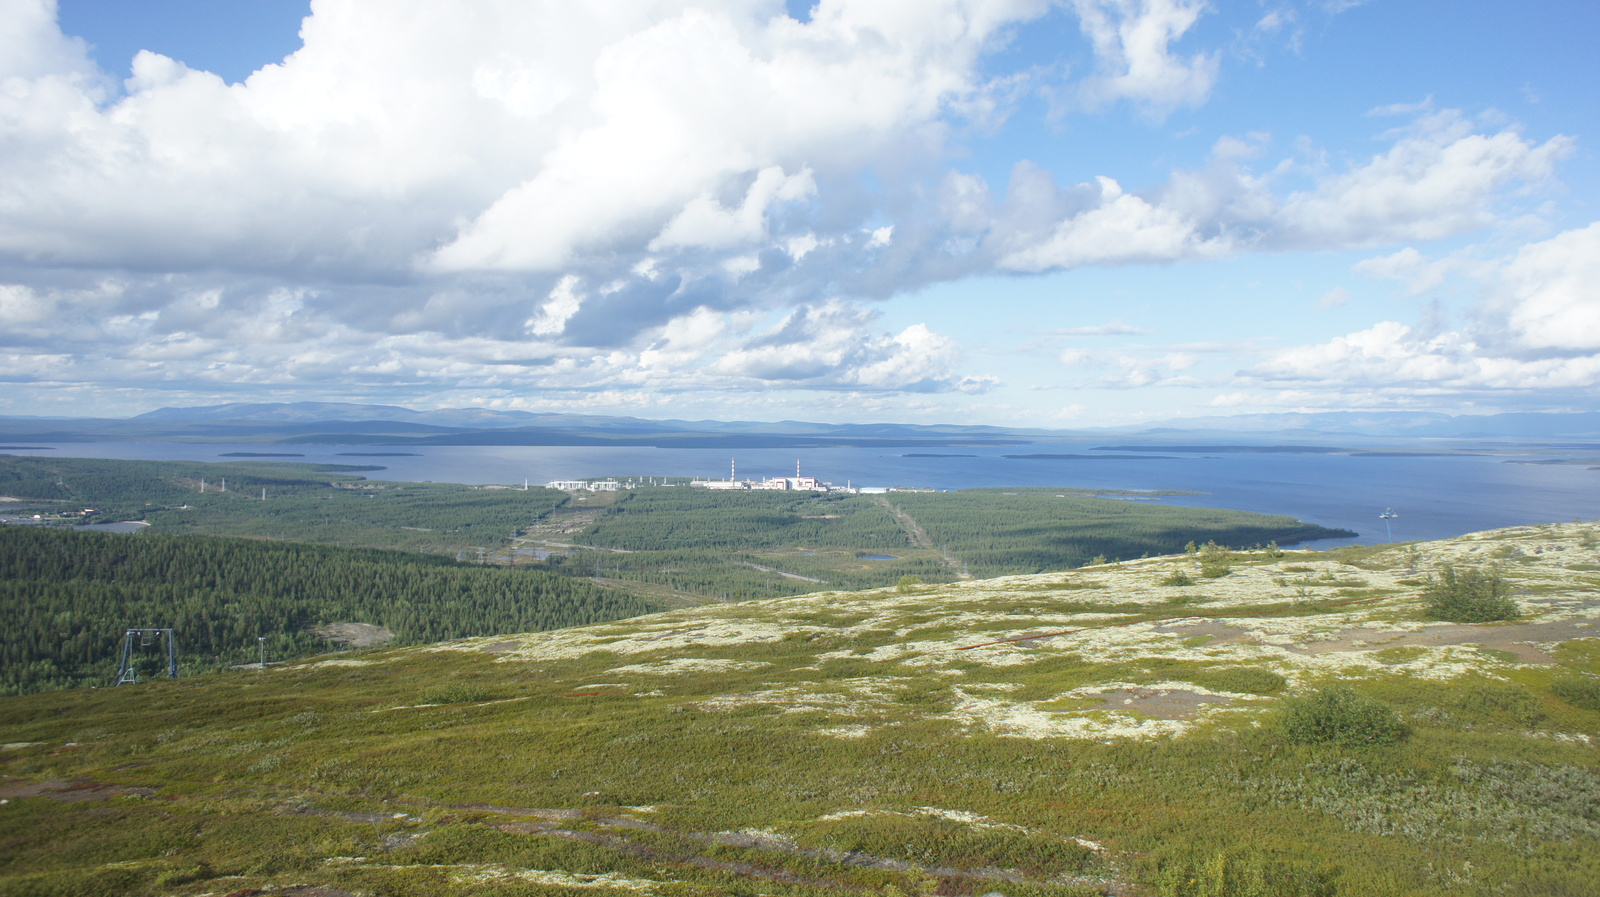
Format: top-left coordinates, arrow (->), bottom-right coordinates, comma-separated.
0,454 -> 1355,694
0,526 -> 657,695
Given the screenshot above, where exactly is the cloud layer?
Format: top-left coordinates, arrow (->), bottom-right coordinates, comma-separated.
1245,223 -> 1600,405
0,0 -> 1588,419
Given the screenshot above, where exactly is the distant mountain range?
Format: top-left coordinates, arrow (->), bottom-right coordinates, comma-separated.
0,402 -> 1043,448
1,402 -> 1597,447
1137,410 -> 1600,438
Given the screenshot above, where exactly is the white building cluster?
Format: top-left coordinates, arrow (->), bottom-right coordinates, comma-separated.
543,461 -> 900,494
690,459 -> 857,493
546,479 -> 621,492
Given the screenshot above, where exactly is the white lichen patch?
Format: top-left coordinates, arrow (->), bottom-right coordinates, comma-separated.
412,524 -> 1600,744
816,806 -> 1030,833
445,609 -> 826,664
609,658 -> 772,675
693,678 -> 898,718
942,687 -> 1200,740
345,863 -> 663,891
815,724 -> 873,738
443,864 -> 663,892
912,806 -> 1029,832
306,658 -> 374,668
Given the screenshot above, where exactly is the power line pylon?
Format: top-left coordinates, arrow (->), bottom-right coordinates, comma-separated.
114,628 -> 177,685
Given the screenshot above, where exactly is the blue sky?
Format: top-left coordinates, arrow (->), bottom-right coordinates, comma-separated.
2,1 -> 1596,426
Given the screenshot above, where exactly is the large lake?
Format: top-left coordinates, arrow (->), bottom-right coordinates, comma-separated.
4,442 -> 1597,548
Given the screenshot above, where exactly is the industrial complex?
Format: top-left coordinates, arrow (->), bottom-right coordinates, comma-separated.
549,459 -> 893,494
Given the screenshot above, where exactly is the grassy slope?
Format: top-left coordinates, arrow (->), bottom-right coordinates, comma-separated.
2,524 -> 1599,896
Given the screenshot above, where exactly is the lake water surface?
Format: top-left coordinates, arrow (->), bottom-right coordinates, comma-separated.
5,442 -> 1597,548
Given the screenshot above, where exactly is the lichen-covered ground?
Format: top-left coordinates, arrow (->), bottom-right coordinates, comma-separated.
3,524 -> 1599,896
446,522 -> 1600,744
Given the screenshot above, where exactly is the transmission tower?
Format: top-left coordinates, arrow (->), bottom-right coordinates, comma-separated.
114,628 -> 177,685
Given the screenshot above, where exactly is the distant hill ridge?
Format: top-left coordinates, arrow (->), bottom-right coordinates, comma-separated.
2,401 -> 1598,443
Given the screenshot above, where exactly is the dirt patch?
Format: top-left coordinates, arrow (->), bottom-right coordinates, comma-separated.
0,777 -> 156,802
1153,621 -> 1258,645
522,508 -> 604,537
1091,687 -> 1232,720
224,888 -> 357,897
310,622 -> 394,648
1292,620 -> 1600,664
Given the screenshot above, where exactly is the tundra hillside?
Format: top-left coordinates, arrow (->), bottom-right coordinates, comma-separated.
3,523 -> 1598,895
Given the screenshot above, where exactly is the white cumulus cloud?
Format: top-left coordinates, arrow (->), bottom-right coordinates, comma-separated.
1499,222 -> 1600,353
1071,0 -> 1218,117
1246,224 -> 1600,403
0,1 -> 1583,418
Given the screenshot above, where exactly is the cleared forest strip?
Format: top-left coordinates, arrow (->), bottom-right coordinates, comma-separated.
875,495 -> 972,580
738,560 -> 828,584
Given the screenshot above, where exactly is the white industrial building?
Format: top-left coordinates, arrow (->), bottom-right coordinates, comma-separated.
546,479 -> 621,492
689,459 -> 847,493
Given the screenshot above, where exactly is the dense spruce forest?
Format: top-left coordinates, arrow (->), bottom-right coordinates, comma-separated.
579,488 -> 908,550
891,487 -> 1354,578
0,526 -> 657,695
554,485 -> 1354,595
545,489 -> 952,598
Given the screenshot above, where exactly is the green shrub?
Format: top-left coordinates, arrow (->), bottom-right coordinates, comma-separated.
1552,676 -> 1600,712
1162,570 -> 1196,586
1278,687 -> 1408,747
418,682 -> 493,704
153,863 -> 213,888
1422,565 -> 1518,622
1155,848 -> 1338,897
1188,667 -> 1287,696
1453,681 -> 1545,727
1198,541 -> 1232,578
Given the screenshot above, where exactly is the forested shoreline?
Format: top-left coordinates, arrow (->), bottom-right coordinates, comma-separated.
1,454 -> 1358,694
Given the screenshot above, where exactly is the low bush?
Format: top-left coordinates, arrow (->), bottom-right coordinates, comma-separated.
1278,686 -> 1408,746
1422,565 -> 1518,622
418,683 -> 493,704
1552,675 -> 1600,712
1188,666 -> 1287,696
1453,681 -> 1546,727
1198,542 -> 1232,578
1154,848 -> 1338,897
